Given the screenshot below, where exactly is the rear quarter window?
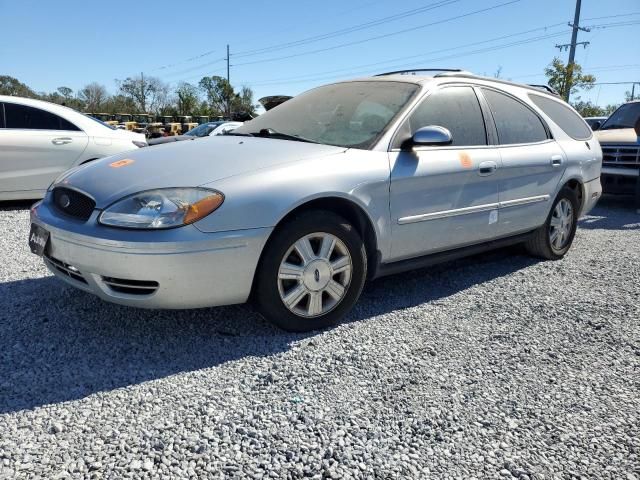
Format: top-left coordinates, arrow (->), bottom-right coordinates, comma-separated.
528,94 -> 592,140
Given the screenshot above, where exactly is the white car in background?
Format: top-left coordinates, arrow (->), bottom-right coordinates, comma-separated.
147,121 -> 243,146
0,95 -> 147,201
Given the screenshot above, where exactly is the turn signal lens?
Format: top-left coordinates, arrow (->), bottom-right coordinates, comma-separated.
184,194 -> 224,224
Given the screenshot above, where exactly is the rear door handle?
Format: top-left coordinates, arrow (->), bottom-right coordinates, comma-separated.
551,155 -> 563,166
52,137 -> 72,145
478,160 -> 498,176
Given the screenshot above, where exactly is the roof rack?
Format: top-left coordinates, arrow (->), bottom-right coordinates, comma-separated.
527,84 -> 560,96
375,68 -> 470,76
433,72 -> 561,97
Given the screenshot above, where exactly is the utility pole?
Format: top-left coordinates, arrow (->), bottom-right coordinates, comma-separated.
226,44 -> 231,118
140,71 -> 145,113
555,0 -> 590,102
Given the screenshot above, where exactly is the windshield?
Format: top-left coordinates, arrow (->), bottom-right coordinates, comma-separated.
184,122 -> 224,137
85,114 -> 115,130
233,81 -> 419,149
601,103 -> 640,130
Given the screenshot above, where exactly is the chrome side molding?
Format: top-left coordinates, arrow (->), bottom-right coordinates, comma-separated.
398,195 -> 550,225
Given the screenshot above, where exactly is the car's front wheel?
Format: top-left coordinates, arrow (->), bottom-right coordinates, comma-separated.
254,211 -> 367,332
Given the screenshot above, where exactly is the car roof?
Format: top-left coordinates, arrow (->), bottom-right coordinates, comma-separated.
341,71 -> 561,98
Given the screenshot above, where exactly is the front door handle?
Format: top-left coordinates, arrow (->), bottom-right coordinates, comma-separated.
551,155 -> 563,166
52,137 -> 72,145
478,160 -> 498,176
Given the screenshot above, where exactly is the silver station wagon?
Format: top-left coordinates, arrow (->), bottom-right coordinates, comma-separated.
30,69 -> 602,331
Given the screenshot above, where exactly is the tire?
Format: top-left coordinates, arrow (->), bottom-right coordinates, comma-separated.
254,210 -> 367,332
525,186 -> 579,260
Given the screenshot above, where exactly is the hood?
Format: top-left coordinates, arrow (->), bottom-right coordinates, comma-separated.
595,128 -> 640,145
55,135 -> 346,208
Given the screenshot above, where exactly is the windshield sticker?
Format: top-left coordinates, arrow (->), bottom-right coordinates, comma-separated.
109,159 -> 135,168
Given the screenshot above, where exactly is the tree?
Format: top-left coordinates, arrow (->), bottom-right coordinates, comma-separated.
175,82 -> 200,115
230,86 -> 257,119
117,74 -> 169,113
571,101 -> 607,117
78,82 -> 108,112
544,58 -> 595,100
0,75 -> 38,97
57,86 -> 73,100
102,94 -> 137,114
199,76 -> 234,116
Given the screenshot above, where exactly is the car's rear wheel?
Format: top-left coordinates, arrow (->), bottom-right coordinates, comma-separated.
525,186 -> 579,260
254,211 -> 367,332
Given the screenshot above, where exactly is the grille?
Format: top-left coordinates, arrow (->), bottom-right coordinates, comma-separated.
602,145 -> 640,170
45,255 -> 87,284
52,187 -> 96,221
101,277 -> 159,296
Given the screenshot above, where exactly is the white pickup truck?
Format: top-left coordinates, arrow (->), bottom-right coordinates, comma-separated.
594,100 -> 640,209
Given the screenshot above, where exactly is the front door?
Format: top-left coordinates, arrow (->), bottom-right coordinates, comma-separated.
389,85 -> 501,261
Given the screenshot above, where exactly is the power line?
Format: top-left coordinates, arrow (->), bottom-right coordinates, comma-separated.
138,10 -> 640,79
232,0 -> 523,67
232,0 -> 462,58
242,30 -> 568,87
238,22 -> 568,86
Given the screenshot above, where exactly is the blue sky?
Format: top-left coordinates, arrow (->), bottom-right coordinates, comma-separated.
1,0 -> 638,108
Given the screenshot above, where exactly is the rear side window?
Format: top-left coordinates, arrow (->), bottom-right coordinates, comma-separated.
528,94 -> 592,140
481,89 -> 549,145
406,86 -> 487,146
4,103 -> 80,131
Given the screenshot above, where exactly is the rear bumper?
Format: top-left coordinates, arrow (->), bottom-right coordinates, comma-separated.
581,177 -> 602,216
30,203 -> 272,309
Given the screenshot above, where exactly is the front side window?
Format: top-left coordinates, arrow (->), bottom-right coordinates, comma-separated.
482,89 -> 549,145
5,103 -> 80,131
404,86 -> 487,147
528,94 -> 591,140
233,81 -> 419,149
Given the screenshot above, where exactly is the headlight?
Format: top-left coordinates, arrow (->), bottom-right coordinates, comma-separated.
99,188 -> 224,229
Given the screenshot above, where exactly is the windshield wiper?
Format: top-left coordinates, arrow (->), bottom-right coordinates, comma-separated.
251,128 -> 318,144
225,131 -> 254,137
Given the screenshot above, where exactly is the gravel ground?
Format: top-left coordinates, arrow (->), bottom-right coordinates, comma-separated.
0,197 -> 638,479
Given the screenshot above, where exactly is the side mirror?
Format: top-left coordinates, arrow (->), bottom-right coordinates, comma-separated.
591,121 -> 601,131
412,125 -> 453,146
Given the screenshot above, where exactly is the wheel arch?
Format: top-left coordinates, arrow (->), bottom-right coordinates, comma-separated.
560,177 -> 584,212
251,196 -> 380,298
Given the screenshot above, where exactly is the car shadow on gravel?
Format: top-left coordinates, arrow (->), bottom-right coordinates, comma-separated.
0,200 -> 36,212
0,245 -> 539,414
579,195 -> 640,231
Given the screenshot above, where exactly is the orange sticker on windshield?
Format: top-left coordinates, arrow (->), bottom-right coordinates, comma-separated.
459,152 -> 472,168
109,159 -> 135,168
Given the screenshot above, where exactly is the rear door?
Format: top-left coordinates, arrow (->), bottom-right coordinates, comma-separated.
389,85 -> 502,261
478,88 -> 566,236
0,102 -> 88,195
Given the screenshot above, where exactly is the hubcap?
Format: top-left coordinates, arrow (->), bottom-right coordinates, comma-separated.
277,232 -> 352,318
549,198 -> 574,251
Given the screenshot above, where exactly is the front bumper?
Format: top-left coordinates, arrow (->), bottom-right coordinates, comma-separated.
30,202 -> 272,309
601,166 -> 639,196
